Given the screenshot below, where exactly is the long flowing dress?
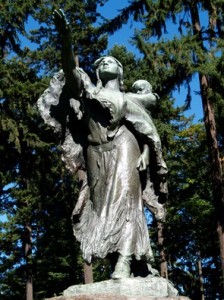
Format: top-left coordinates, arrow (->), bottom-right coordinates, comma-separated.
37,69 -> 154,264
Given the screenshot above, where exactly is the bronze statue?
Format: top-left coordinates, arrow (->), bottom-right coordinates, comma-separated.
37,9 -> 168,280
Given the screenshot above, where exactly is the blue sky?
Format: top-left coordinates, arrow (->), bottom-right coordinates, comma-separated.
98,1 -> 144,55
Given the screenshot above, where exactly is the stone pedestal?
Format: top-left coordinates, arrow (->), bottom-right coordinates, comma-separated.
47,297 -> 190,300
46,276 -> 191,300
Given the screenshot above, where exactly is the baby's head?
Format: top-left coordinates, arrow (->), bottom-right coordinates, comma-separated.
132,80 -> 152,94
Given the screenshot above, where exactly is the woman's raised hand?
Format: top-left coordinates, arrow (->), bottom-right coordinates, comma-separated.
53,9 -> 70,35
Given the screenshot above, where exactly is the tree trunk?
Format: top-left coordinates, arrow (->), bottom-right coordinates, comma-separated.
199,36 -> 224,295
77,169 -> 94,284
84,262 -> 93,284
25,224 -> 33,300
197,251 -> 205,300
26,274 -> 33,300
157,221 -> 168,279
190,2 -> 224,290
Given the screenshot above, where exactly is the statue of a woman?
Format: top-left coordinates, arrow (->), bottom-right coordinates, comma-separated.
38,9 -> 167,279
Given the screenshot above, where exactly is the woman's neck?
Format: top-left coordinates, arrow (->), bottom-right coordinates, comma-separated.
102,79 -> 120,91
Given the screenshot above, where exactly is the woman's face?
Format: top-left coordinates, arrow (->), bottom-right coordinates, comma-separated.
98,57 -> 119,81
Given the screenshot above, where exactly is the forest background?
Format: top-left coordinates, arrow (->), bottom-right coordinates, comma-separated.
1,1 -> 224,300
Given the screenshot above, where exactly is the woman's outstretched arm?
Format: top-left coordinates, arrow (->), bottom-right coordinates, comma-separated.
53,9 -> 82,95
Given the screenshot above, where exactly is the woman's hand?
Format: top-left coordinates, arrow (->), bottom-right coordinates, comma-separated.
53,9 -> 70,36
137,144 -> 149,171
52,9 -> 81,95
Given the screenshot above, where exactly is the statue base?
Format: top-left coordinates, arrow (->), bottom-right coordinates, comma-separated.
46,276 -> 191,300
47,297 -> 190,300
